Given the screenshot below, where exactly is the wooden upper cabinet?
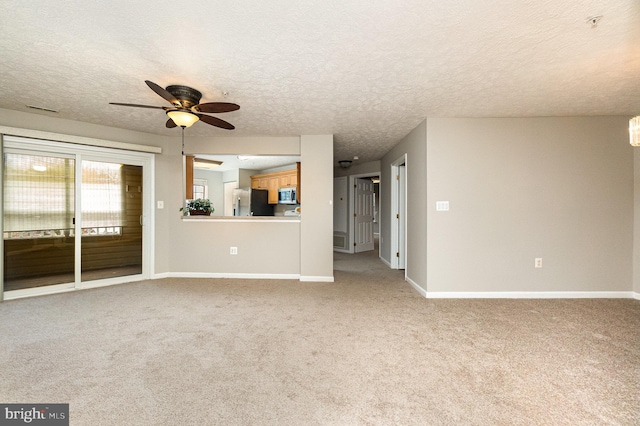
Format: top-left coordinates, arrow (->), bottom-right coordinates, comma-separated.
251,176 -> 269,190
267,176 -> 279,204
279,173 -> 296,188
250,167 -> 300,204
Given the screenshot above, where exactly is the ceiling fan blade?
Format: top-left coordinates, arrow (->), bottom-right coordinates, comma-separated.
196,113 -> 235,130
145,80 -> 180,106
166,118 -> 177,128
194,102 -> 240,113
109,102 -> 167,109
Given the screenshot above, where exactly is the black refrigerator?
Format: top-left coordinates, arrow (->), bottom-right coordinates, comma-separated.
250,189 -> 274,216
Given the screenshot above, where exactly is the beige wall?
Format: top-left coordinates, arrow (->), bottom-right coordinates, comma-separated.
634,148 -> 640,294
168,135 -> 304,277
170,221 -> 300,275
424,116 -> 633,293
380,120 -> 428,287
0,109 -> 333,282
300,135 -> 334,281
333,160 -> 381,178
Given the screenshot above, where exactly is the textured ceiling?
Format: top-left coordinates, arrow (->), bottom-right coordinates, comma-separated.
1,1 -> 639,164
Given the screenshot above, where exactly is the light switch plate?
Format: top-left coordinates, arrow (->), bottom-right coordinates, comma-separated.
436,201 -> 449,211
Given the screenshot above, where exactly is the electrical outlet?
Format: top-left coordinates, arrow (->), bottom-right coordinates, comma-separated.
230,247 -> 238,255
534,258 -> 542,268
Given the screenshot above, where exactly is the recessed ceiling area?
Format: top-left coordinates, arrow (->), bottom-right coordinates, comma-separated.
0,1 -> 638,163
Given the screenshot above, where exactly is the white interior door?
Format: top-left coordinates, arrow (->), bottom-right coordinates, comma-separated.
354,178 -> 375,253
397,164 -> 406,269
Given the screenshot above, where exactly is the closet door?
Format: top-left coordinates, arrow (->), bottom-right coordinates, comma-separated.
3,151 -> 76,292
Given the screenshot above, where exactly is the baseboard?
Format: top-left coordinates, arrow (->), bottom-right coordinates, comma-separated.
166,272 -> 300,280
159,272 -> 335,282
425,291 -> 637,299
300,275 -> 334,282
406,276 -> 427,297
333,248 -> 351,254
634,292 -> 640,300
379,255 -> 392,268
152,272 -> 170,279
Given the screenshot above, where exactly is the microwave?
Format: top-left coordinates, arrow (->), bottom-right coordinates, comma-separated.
278,187 -> 297,204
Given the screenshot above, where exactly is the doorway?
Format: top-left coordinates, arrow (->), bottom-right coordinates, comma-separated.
2,136 -> 153,299
391,155 -> 407,271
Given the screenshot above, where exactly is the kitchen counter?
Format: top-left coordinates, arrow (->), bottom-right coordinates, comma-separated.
182,215 -> 300,223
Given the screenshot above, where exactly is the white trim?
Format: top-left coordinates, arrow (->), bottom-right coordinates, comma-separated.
182,217 -> 301,223
152,272 -> 171,279
168,272 -> 301,280
406,276 -> 427,297
333,248 -> 351,254
0,126 -> 162,154
160,272 -> 335,282
425,291 -> 637,299
300,275 -> 335,282
633,292 -> 640,300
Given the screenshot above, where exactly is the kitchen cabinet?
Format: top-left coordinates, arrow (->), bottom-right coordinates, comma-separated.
251,168 -> 299,204
267,176 -> 279,204
279,173 -> 297,188
251,176 -> 269,190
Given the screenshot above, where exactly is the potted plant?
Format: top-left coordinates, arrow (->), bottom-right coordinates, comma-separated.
180,198 -> 213,216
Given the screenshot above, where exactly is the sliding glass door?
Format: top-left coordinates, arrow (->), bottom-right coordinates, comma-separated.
80,161 -> 143,282
2,136 -> 152,297
3,152 -> 76,291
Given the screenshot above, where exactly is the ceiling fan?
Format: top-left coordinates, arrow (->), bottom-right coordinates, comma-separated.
110,80 -> 239,130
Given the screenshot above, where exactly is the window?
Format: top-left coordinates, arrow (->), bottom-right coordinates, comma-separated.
193,178 -> 208,200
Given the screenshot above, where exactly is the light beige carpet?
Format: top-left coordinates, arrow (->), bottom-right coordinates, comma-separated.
0,250 -> 639,425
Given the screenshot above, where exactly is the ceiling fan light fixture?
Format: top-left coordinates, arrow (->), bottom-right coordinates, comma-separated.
167,110 -> 199,128
630,116 -> 640,147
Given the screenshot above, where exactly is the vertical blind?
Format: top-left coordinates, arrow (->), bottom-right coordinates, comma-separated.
3,154 -> 125,233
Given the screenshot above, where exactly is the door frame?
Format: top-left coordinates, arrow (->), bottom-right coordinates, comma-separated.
1,135 -> 155,300
390,154 -> 407,273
